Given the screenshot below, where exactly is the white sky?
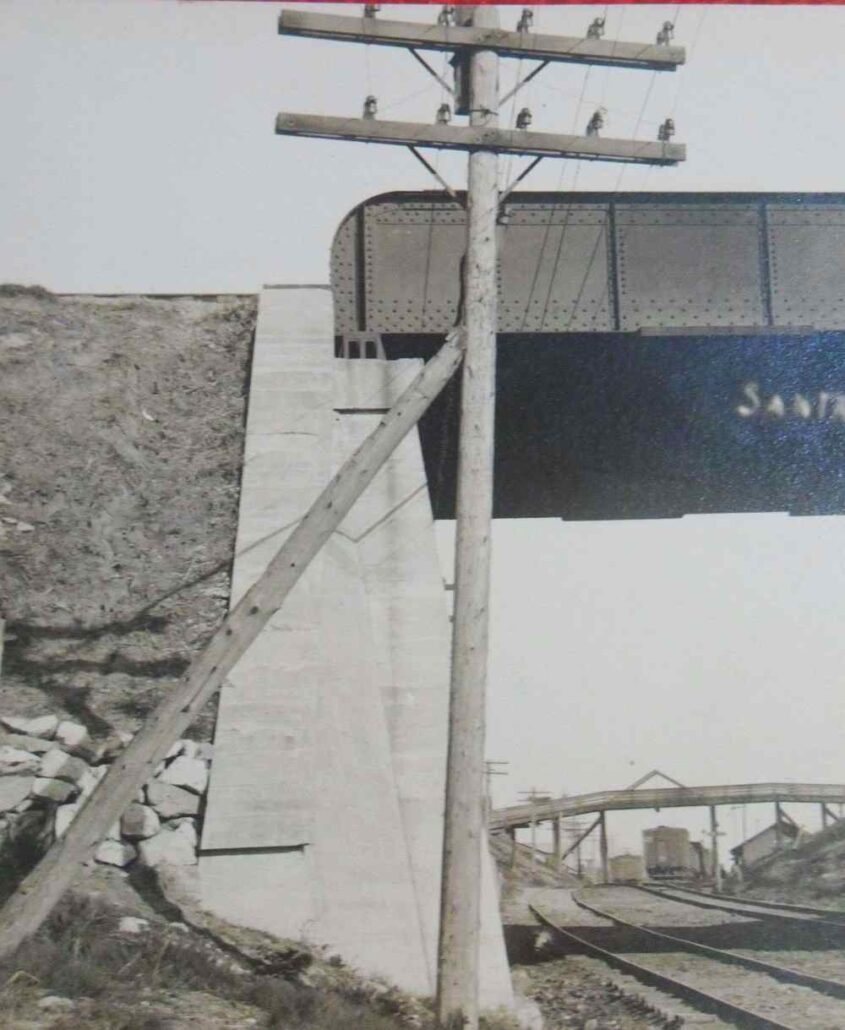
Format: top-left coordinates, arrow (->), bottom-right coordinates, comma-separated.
4,0 -> 845,860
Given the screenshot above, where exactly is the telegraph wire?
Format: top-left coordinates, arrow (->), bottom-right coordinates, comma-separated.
518,60 -> 593,332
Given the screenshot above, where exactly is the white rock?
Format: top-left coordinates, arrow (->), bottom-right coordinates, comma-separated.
0,732 -> 53,754
175,819 -> 197,846
159,756 -> 208,795
0,746 -> 40,775
96,841 -> 137,869
77,767 -> 100,799
138,825 -> 198,868
0,776 -> 34,811
30,777 -> 76,803
54,801 -> 83,838
179,740 -> 201,761
37,996 -> 75,1012
195,742 -> 214,762
121,803 -> 160,840
55,720 -> 94,758
117,916 -> 149,934
165,740 -> 185,761
1,715 -> 58,740
39,749 -> 90,784
117,731 -> 134,745
513,995 -> 545,1030
145,781 -> 199,819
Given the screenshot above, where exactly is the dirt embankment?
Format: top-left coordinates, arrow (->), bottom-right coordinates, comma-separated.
737,818 -> 845,905
0,286 -> 257,740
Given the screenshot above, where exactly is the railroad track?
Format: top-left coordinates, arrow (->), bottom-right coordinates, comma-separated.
639,882 -> 845,931
530,902 -> 798,1029
531,887 -> 845,1029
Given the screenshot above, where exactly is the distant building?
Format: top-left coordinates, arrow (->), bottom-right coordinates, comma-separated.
731,818 -> 800,871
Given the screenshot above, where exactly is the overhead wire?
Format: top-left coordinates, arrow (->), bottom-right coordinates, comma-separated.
518,45 -> 594,332
421,49 -> 455,326
524,3 -> 641,332
552,8 -> 683,333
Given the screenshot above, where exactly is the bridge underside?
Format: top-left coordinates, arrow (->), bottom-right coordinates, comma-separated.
384,331 -> 845,520
334,191 -> 845,520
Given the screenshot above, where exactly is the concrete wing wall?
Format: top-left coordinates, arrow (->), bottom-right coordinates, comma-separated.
199,288 -> 513,1008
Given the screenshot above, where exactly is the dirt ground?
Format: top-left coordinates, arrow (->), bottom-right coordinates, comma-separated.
0,285 -> 257,739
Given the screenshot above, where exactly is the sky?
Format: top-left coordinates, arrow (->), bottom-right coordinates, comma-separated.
4,0 -> 845,861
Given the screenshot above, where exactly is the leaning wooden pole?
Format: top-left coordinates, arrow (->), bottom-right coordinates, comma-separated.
0,330 -> 465,963
436,7 -> 499,1028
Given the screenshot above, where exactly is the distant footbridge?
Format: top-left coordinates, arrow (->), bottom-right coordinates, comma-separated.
490,783 -> 845,832
490,782 -> 845,885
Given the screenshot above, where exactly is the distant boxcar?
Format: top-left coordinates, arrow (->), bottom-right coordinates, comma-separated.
643,826 -> 701,879
609,853 -> 646,883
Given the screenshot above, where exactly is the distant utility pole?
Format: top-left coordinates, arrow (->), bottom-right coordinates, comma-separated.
707,806 -> 725,890
276,7 -> 685,1027
518,788 -> 552,867
484,760 -> 509,816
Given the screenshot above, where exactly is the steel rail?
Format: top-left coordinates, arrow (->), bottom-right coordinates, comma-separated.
637,883 -> 845,931
650,881 -> 845,920
572,890 -> 845,1002
530,903 -> 802,1030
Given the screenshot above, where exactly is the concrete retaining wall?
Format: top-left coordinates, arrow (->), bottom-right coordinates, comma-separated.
199,287 -> 513,1008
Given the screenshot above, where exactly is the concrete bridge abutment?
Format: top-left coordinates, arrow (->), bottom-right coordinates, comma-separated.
198,287 -> 513,1009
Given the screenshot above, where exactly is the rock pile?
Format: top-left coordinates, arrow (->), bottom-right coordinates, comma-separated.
0,712 -> 211,870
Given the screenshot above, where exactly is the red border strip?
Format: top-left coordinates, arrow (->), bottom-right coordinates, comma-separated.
177,1 -> 845,6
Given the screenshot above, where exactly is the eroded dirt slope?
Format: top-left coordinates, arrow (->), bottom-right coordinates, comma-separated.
0,286 -> 256,738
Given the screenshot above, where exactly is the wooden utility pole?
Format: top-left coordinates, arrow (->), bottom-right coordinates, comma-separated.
436,10 -> 498,1025
552,817 -> 562,872
599,810 -> 610,884
280,11 -> 682,1024
709,805 -> 723,890
0,1 -> 688,1007
483,760 -> 508,818
0,332 -> 465,962
515,788 -> 551,872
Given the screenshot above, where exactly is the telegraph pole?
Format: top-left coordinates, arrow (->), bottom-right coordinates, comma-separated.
516,788 -> 552,870
483,760 -> 509,817
273,10 -> 685,1027
0,3 -> 686,999
437,9 -> 499,1026
708,805 -> 724,890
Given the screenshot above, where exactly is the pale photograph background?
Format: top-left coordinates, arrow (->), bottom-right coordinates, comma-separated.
2,0 -> 844,861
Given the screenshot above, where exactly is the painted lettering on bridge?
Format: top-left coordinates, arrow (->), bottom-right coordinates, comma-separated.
736,383 -> 845,422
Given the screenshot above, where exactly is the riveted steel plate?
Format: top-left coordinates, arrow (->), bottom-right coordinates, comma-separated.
331,210 -> 359,333
767,206 -> 845,329
615,205 -> 765,331
364,201 -> 465,332
498,205 -> 612,331
331,192 -> 845,337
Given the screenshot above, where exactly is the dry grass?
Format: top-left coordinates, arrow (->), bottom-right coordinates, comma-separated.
0,844 -> 521,1030
0,892 -> 526,1030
